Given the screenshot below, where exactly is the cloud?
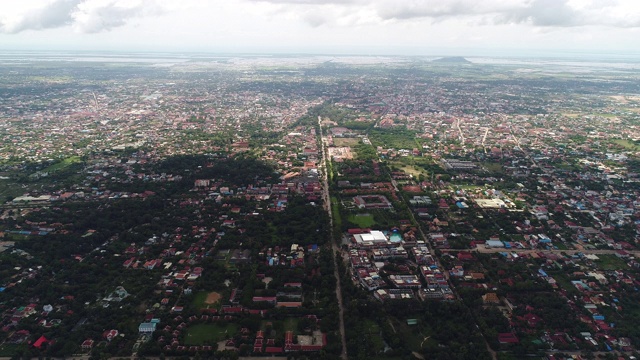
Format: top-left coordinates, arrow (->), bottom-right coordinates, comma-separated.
500,0 -> 584,27
376,0 -> 640,28
72,0 -> 164,33
248,0 -> 357,4
251,0 -> 640,28
0,0 -> 165,34
0,0 -> 82,33
375,0 -> 520,21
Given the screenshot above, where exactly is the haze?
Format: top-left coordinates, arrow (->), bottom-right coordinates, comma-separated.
1,0 -> 640,56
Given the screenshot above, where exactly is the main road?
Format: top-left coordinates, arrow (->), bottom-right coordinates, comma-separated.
443,247 -> 640,257
317,116 -> 348,360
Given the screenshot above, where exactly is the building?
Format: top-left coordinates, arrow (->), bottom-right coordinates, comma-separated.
139,322 -> 157,334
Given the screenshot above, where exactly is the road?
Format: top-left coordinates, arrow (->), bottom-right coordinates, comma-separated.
379,144 -> 496,360
318,116 -> 348,360
444,246 -> 640,257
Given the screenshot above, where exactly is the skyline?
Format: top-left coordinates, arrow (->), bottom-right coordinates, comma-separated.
0,0 -> 639,57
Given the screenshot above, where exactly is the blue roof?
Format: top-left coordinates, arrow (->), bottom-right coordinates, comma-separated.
538,269 -> 548,277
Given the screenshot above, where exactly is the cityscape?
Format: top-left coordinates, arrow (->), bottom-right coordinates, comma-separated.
0,52 -> 639,360
1,1 -> 640,360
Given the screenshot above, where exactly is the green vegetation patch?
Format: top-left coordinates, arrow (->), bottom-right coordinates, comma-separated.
192,291 -> 223,309
481,162 -> 503,174
347,213 -> 376,228
0,344 -> 27,357
362,319 -> 385,354
0,179 -> 25,201
331,196 -> 342,230
333,138 -> 360,147
369,128 -> 419,149
611,139 -> 640,151
283,317 -> 299,332
594,254 -> 629,270
44,156 -> 83,173
390,317 -> 428,353
184,323 -> 238,345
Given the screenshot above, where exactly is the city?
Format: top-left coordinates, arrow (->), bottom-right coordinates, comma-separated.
0,52 -> 639,360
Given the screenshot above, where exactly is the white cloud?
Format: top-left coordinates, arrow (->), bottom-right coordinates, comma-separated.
0,0 -> 81,33
0,0 -> 165,34
71,0 -> 164,33
0,0 -> 639,54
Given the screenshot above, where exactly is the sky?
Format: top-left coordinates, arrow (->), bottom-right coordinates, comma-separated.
1,0 -> 640,56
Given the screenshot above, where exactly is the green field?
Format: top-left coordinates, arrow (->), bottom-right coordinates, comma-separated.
333,138 -> 360,147
283,317 -> 299,332
594,254 -> 629,270
184,323 -> 238,345
347,213 -> 376,228
0,344 -> 27,357
363,319 -> 385,354
0,179 -> 25,201
611,139 -> 640,151
44,156 -> 83,173
481,162 -> 503,174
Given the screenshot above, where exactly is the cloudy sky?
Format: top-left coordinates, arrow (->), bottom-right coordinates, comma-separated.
1,0 -> 639,56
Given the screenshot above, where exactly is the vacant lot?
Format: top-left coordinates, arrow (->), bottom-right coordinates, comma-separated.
347,213 -> 376,228
193,291 -> 223,309
185,323 -> 238,345
333,138 -> 360,147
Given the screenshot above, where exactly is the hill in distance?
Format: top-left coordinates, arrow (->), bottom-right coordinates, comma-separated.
432,56 -> 472,64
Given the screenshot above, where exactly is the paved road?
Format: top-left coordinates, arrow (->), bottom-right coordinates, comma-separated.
318,116 -> 348,360
445,247 -> 640,257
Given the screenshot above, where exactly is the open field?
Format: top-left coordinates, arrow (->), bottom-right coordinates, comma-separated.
363,319 -> 385,354
283,317 -> 299,332
184,323 -> 238,345
395,164 -> 427,179
333,138 -> 360,147
193,291 -> 222,309
43,156 -> 83,173
594,254 -> 629,270
611,139 -> 640,151
347,213 -> 376,228
481,162 -> 503,174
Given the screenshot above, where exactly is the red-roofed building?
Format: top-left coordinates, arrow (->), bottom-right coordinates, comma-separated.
33,335 -> 49,349
498,333 -> 519,344
81,339 -> 94,350
103,329 -> 119,341
265,346 -> 283,354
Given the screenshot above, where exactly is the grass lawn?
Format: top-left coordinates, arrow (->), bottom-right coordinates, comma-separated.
549,273 -> 580,296
44,156 -> 83,173
0,179 -> 23,201
363,319 -> 385,354
395,164 -> 427,179
390,317 -> 426,353
283,318 -> 299,332
184,323 -> 238,345
481,162 -> 503,174
3,233 -> 33,242
347,213 -> 376,228
333,138 -> 360,147
0,344 -> 27,357
611,139 -> 640,151
594,254 -> 629,270
553,242 -> 569,250
331,197 -> 342,229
